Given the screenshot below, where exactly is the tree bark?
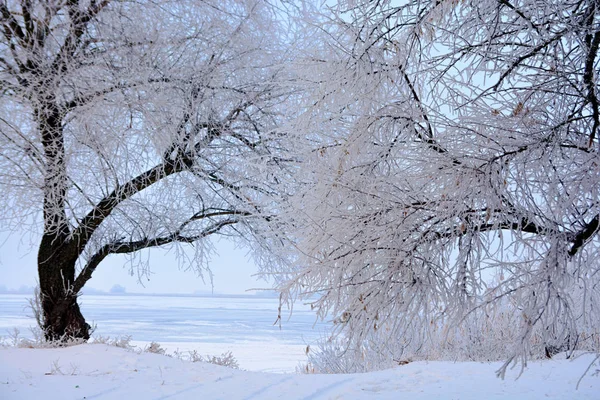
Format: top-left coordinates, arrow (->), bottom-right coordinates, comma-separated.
36,96 -> 90,342
38,232 -> 90,341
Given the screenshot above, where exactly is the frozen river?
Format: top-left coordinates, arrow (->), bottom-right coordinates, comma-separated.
0,293 -> 329,372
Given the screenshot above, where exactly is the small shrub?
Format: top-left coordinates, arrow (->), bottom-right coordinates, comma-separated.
1,327 -> 85,349
92,335 -> 134,349
144,341 -> 166,355
188,350 -> 239,369
3,329 -> 240,371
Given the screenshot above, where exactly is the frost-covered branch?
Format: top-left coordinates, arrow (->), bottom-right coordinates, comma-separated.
272,0 -> 600,371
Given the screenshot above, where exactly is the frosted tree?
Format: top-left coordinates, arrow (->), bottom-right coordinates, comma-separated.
274,0 -> 600,373
0,0 -> 293,340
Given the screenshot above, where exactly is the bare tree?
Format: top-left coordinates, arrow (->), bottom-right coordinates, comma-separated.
273,0 -> 600,373
0,0 -> 291,341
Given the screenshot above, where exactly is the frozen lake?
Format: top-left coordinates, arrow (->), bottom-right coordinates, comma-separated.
0,293 -> 329,373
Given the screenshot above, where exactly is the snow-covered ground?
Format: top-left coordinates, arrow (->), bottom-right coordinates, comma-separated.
2,294 -> 599,398
1,344 -> 598,399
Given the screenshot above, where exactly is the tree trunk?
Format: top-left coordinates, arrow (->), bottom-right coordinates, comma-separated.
38,233 -> 90,342
35,90 -> 91,341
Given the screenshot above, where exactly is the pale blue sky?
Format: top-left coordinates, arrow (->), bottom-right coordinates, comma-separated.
0,231 -> 268,295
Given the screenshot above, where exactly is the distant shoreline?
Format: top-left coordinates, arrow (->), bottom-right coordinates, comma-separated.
0,290 -> 280,299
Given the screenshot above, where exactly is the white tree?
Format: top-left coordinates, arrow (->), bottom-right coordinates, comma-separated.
0,0 -> 292,340
273,0 -> 600,374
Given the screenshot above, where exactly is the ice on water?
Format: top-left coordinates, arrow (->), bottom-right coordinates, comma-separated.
0,293 -> 326,373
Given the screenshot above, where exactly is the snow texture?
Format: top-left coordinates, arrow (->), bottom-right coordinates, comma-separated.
1,344 -> 598,399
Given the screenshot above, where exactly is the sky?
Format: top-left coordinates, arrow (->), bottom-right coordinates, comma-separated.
0,230 -> 270,295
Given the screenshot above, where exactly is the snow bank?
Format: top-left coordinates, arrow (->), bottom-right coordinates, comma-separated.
1,344 -> 598,399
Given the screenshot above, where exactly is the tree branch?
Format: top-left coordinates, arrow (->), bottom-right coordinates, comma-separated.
63,78 -> 172,111
568,214 -> 600,256
584,30 -> 600,147
497,0 -> 541,35
492,31 -> 565,92
71,158 -> 192,256
0,3 -> 26,44
20,0 -> 35,45
72,217 -> 242,293
50,0 -> 110,76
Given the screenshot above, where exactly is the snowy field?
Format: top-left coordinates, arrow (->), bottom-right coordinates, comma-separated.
2,294 -> 599,399
1,295 -> 599,399
1,344 -> 599,399
0,294 -> 327,373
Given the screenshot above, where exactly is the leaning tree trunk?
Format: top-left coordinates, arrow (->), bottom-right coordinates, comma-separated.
36,98 -> 90,342
38,232 -> 91,342
33,98 -> 97,341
